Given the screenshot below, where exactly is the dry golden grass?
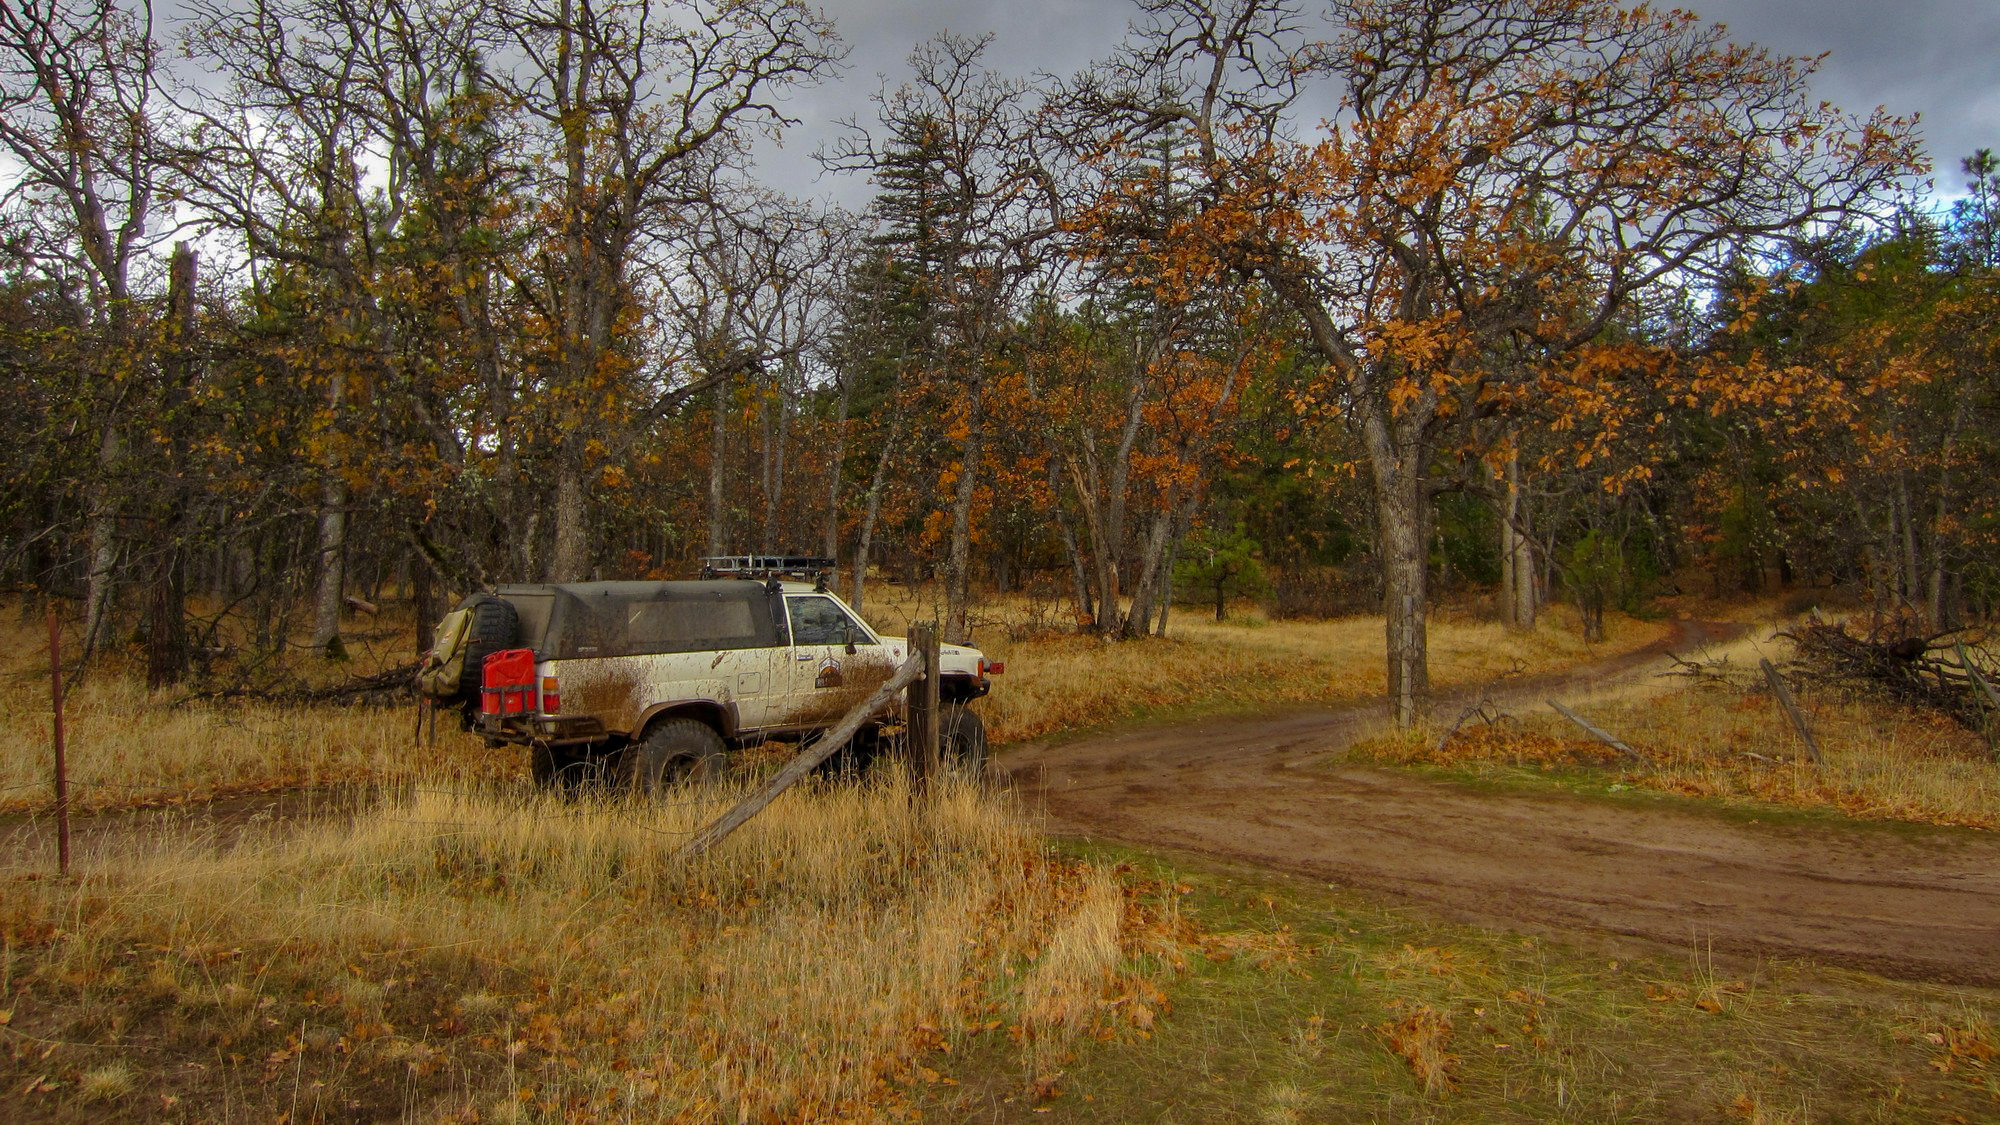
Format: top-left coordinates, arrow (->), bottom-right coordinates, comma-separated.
1361,622 -> 2000,829
2,592 -> 1668,808
0,774 -> 1178,1123
0,603 -> 505,810
861,591 -> 1671,743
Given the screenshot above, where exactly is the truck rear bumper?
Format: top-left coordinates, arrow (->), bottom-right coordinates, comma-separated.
477,713 -> 610,745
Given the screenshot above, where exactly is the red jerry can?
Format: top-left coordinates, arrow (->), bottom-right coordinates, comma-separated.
481,648 -> 539,715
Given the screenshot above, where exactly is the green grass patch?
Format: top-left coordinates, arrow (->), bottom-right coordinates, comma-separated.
920,847 -> 2000,1124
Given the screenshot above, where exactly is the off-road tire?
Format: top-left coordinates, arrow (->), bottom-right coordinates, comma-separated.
531,742 -> 559,787
530,743 -> 592,793
815,724 -> 884,781
622,718 -> 726,793
941,707 -> 988,785
455,596 -> 519,700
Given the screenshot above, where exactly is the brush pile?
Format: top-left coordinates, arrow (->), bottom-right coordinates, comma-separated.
1781,617 -> 1999,733
185,660 -> 422,706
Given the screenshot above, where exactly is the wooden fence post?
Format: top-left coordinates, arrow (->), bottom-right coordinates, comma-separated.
1760,658 -> 1823,765
906,622 -> 941,788
48,609 -> 70,876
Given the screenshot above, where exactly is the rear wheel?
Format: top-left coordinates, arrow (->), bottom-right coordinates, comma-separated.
530,743 -> 591,793
621,718 -> 726,793
941,707 -> 988,785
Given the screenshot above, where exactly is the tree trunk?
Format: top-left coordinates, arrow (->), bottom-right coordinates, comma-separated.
708,378 -> 729,557
547,456 -> 590,581
1371,446 -> 1431,725
822,375 -> 850,561
309,426 -> 349,657
308,316 -> 352,654
1496,438 -> 1537,629
1063,451 -> 1124,634
146,546 -> 188,688
1852,496 -> 1886,615
848,412 -> 903,613
1122,503 -> 1176,639
943,379 -> 987,643
1052,486 -> 1094,627
1896,471 -> 1919,605
1928,399 -> 1966,628
81,424 -> 121,659
411,544 -> 438,656
760,382 -> 788,550
1155,517 -> 1182,636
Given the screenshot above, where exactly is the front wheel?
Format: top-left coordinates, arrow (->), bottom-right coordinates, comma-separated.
621,718 -> 726,793
941,707 -> 988,785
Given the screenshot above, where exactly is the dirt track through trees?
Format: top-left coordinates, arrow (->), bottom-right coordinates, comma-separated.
1000,621 -> 2000,988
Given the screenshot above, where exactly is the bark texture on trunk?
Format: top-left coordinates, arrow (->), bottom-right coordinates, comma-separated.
943,380 -> 986,643
1122,504 -> 1176,639
822,376 -> 850,561
81,423 -> 121,658
1365,412 -> 1431,726
547,458 -> 590,582
1498,441 -> 1537,629
848,413 -> 903,614
310,474 -> 349,654
310,341 -> 350,656
708,379 -> 729,557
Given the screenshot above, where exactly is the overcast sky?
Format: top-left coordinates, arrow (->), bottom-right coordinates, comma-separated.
761,0 -> 2000,207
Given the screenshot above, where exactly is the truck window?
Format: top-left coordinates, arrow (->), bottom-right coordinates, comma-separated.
625,597 -> 760,654
787,596 -> 873,647
507,593 -> 556,651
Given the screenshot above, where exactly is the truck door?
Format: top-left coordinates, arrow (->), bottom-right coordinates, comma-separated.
775,594 -> 889,730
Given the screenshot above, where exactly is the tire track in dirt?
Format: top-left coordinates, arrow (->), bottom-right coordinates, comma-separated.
1000,621 -> 2000,987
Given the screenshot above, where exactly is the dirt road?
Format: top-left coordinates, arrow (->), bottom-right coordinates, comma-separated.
1000,622 -> 2000,987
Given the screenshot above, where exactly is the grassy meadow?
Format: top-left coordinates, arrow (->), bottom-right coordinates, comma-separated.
0,591 -> 1669,809
1352,615 -> 2000,830
847,589 -> 1669,745
5,591 -> 1996,1123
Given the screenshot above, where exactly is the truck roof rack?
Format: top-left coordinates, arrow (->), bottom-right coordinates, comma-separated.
699,555 -> 837,583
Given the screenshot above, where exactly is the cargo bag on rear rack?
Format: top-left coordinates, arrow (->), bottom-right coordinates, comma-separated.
416,604 -> 476,700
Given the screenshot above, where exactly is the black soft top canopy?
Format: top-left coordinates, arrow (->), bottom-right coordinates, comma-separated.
492,580 -> 784,659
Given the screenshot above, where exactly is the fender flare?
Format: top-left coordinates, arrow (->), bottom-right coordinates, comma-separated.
632,699 -> 739,742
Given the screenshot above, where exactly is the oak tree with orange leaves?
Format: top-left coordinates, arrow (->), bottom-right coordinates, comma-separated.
1093,0 -> 1920,722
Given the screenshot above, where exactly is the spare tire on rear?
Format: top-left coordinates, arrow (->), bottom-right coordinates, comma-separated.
455,595 -> 520,700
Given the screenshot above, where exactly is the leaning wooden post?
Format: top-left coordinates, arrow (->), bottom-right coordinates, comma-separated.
1547,700 -> 1641,760
906,622 -> 942,789
1760,658 -> 1823,766
679,651 -> 925,860
48,608 -> 70,876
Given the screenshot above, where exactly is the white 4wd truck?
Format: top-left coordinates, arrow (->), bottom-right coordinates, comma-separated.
417,564 -> 999,788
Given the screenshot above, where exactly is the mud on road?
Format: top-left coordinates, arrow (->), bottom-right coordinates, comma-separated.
1001,621 -> 2000,988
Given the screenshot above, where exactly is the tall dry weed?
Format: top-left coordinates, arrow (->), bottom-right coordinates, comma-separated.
1,773 -> 1175,1122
